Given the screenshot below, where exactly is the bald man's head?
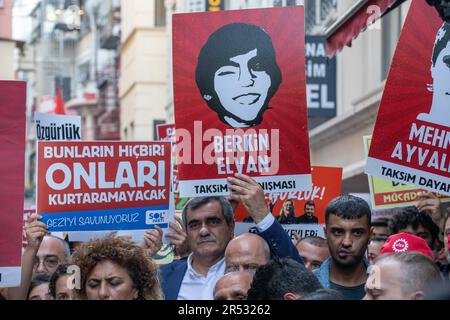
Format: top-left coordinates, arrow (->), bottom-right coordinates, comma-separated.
225,233 -> 270,274
214,271 -> 253,300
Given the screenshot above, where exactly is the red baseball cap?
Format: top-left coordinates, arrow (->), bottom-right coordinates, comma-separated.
379,232 -> 434,261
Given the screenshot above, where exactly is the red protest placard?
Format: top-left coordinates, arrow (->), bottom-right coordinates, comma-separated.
366,1 -> 450,196
156,123 -> 176,142
235,166 -> 342,225
173,6 -> 312,197
0,81 -> 26,287
37,141 -> 172,233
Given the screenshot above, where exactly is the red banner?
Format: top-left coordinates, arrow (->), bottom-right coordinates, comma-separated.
173,7 -> 312,197
0,81 -> 26,287
366,1 -> 450,196
156,123 -> 176,142
37,141 -> 172,232
235,166 -> 342,224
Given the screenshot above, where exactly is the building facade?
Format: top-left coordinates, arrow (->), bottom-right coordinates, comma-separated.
0,0 -> 16,79
124,0 -> 410,196
309,0 -> 410,194
119,0 -> 168,141
192,0 -> 409,196
17,0 -> 121,199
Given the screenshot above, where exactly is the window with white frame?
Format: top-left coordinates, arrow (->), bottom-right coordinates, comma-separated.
305,0 -> 337,34
186,0 -> 205,12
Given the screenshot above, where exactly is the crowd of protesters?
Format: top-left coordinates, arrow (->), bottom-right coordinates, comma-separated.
1,173 -> 449,301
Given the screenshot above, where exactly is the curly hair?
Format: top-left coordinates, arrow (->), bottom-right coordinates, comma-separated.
70,235 -> 163,300
389,207 -> 440,246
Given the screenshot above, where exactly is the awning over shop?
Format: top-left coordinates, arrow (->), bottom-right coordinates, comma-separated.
325,0 -> 407,57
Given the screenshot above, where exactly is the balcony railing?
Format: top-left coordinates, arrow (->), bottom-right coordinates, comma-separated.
305,0 -> 337,34
98,3 -> 120,49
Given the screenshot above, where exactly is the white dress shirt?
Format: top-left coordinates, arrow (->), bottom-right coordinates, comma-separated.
177,255 -> 226,300
176,213 -> 274,300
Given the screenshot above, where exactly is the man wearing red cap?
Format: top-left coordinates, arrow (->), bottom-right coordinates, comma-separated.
379,232 -> 435,260
364,251 -> 442,300
364,233 -> 442,300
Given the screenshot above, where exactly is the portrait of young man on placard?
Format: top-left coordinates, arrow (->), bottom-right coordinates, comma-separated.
366,1 -> 450,196
195,23 -> 282,128
173,7 -> 312,198
417,22 -> 450,127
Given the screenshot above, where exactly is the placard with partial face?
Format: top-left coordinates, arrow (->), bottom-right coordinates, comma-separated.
366,1 -> 450,196
173,6 -> 312,197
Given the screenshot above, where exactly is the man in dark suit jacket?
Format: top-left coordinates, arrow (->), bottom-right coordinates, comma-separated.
159,173 -> 303,300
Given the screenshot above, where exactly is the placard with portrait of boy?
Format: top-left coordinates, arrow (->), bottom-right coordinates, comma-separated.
173,6 -> 312,197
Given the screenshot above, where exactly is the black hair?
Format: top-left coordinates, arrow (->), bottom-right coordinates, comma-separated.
302,288 -> 346,300
246,258 -> 323,300
196,23 -> 282,127
49,264 -> 69,298
371,217 -> 390,228
389,207 -> 440,246
27,272 -> 52,300
432,22 -> 450,66
435,238 -> 444,251
370,235 -> 388,243
304,200 -> 316,209
182,196 -> 234,230
325,195 -> 371,226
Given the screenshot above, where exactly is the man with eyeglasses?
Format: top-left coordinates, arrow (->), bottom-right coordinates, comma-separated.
8,215 -> 70,300
33,235 -> 70,274
26,215 -> 70,275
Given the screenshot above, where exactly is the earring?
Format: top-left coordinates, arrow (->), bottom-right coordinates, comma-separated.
203,94 -> 212,101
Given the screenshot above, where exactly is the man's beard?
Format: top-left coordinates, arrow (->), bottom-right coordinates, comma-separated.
332,251 -> 364,268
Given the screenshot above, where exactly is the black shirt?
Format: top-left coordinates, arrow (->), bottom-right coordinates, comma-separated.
329,281 -> 366,300
297,214 -> 319,224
